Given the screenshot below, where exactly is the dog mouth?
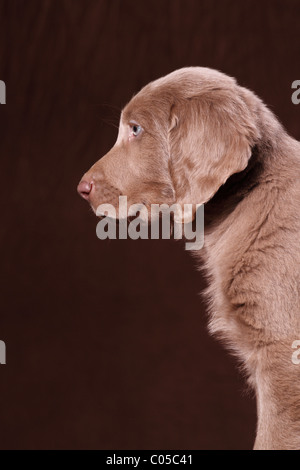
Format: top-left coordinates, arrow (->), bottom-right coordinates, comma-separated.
96,211 -> 178,240
97,214 -> 144,224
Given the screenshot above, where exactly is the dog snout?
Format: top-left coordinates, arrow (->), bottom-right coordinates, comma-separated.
77,172 -> 122,209
77,180 -> 93,200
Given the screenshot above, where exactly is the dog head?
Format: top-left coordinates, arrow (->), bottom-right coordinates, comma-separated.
78,67 -> 262,219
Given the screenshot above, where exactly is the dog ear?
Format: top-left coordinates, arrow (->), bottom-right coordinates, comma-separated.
168,91 -> 260,207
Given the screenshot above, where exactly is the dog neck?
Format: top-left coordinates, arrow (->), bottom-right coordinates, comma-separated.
203,144 -> 267,230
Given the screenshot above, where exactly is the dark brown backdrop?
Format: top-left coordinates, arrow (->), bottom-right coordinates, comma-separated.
0,0 -> 299,450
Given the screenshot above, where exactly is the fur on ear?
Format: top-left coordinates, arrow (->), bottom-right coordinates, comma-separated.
168,89 -> 261,208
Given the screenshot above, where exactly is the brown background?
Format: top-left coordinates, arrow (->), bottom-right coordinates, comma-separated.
0,0 -> 299,450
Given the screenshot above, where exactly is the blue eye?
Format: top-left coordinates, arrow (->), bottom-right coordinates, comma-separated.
131,124 -> 142,136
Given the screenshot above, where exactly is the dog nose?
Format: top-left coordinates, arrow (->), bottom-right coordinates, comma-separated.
77,180 -> 92,200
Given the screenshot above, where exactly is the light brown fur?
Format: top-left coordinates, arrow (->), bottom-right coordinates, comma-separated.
78,67 -> 300,450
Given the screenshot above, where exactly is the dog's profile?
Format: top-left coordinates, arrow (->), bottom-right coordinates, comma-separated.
78,67 -> 300,450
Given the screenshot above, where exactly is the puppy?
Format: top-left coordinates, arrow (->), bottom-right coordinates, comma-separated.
78,67 -> 300,450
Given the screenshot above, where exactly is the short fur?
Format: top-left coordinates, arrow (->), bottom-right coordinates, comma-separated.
78,67 -> 300,450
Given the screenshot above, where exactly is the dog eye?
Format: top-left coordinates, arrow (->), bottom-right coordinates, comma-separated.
130,123 -> 142,137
